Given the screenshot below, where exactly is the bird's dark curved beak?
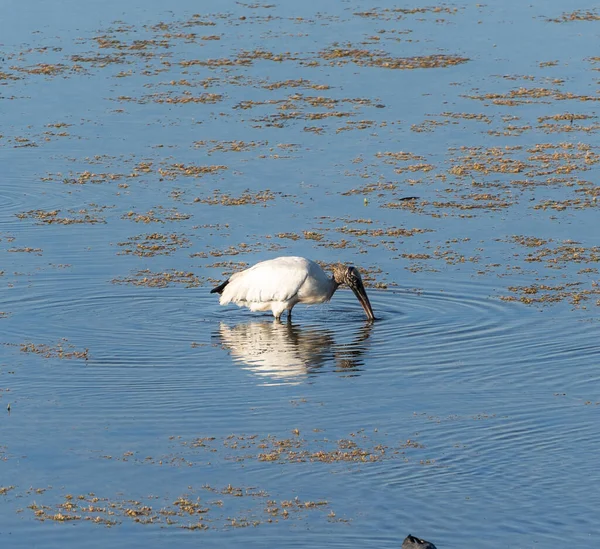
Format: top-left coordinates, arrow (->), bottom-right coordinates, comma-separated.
349,279 -> 376,321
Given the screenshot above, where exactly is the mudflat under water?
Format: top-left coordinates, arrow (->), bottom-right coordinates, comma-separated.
1,1 -> 599,548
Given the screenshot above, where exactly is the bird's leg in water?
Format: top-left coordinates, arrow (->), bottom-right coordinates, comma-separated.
287,309 -> 292,322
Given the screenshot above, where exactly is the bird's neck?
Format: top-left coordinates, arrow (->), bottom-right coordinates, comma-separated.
328,277 -> 341,299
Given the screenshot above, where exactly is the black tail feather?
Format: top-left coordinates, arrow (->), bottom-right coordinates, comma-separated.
210,279 -> 229,294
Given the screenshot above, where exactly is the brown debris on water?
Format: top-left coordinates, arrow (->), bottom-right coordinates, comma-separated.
181,430 -> 425,464
194,140 -> 267,153
117,233 -> 191,256
26,485 -> 333,530
195,190 -> 275,206
202,240 -> 284,259
112,270 -> 202,288
354,6 -> 458,19
9,340 -> 90,360
262,78 -> 330,91
14,63 -> 78,76
8,247 -> 43,255
119,92 -> 223,104
122,208 -> 191,223
15,209 -> 106,225
500,283 -> 600,307
61,171 -> 124,185
547,10 -> 600,23
158,164 -> 228,179
515,240 -> 600,266
207,261 -> 249,278
465,86 -> 600,105
320,47 -> 469,70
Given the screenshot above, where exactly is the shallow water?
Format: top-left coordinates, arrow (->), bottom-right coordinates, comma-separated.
1,1 -> 600,548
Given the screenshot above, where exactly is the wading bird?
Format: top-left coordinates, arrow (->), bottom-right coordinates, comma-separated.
211,256 -> 375,321
402,535 -> 438,549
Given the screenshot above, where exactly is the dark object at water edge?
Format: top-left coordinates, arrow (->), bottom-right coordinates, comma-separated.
402,534 -> 438,549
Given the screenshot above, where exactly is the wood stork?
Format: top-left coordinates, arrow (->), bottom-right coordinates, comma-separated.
210,256 -> 376,321
402,535 -> 437,549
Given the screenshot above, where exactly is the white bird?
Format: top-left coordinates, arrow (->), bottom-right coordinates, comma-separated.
210,256 -> 376,321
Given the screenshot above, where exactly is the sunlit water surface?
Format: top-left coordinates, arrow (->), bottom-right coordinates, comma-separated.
1,1 -> 599,548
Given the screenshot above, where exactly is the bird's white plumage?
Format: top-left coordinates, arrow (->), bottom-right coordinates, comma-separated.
219,257 -> 335,318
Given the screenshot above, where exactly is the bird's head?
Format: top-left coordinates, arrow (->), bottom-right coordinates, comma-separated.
332,264 -> 376,321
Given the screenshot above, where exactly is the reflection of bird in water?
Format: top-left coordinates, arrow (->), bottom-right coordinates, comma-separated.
211,256 -> 375,322
215,321 -> 373,383
402,535 -> 437,549
332,323 -> 373,374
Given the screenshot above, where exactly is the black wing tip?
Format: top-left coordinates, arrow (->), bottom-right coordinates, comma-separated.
211,279 -> 229,294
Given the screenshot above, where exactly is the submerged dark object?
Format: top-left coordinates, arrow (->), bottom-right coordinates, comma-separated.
402,534 -> 438,549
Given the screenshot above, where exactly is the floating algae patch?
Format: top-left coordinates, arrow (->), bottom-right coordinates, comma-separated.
500,283 -> 600,307
375,151 -> 429,164
342,180 -> 400,196
15,209 -> 106,225
335,119 -> 377,133
382,196 -> 512,218
194,139 -> 268,153
0,70 -> 20,81
353,6 -> 459,19
333,225 -> 430,239
236,94 -> 378,111
489,237 -> 600,307
116,233 -> 191,256
61,171 -> 126,185
526,142 -> 599,174
319,47 -> 469,70
6,339 -> 90,360
206,261 -> 249,278
179,430 -> 426,465
112,269 -> 202,288
26,486 -> 334,530
195,190 -> 275,206
464,86 -> 600,106
7,247 -> 43,255
432,194 -> 513,211
257,437 -> 392,463
122,208 -> 191,223
506,235 -> 550,248
261,78 -> 331,91
118,92 -> 223,105
439,111 -> 493,125
13,63 -> 80,77
447,146 -> 529,176
547,9 -> 600,23
273,231 -> 324,242
158,164 -> 228,179
198,240 -> 285,260
508,238 -> 600,267
402,242 -> 481,272
537,113 -> 600,134
235,93 -> 383,129
533,198 -> 599,211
